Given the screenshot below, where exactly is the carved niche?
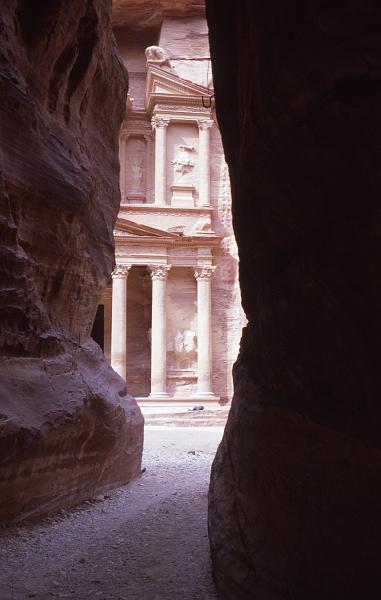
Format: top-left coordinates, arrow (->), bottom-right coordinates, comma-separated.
125,137 -> 147,202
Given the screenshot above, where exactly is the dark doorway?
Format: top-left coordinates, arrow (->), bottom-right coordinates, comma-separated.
91,304 -> 105,351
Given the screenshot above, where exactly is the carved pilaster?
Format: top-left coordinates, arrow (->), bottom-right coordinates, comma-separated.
197,120 -> 213,207
151,117 -> 169,205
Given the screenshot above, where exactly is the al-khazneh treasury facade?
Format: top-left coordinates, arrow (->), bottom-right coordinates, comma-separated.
97,16 -> 245,404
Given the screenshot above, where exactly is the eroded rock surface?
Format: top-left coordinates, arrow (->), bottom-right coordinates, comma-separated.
0,0 -> 143,521
207,1 -> 381,598
112,0 -> 204,30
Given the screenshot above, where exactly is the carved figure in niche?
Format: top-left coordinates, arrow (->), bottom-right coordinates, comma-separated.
126,138 -> 146,195
172,145 -> 195,183
145,46 -> 167,63
174,328 -> 197,369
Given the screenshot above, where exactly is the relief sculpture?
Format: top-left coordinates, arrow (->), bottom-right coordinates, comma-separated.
174,328 -> 197,369
126,138 -> 146,197
172,145 -> 195,183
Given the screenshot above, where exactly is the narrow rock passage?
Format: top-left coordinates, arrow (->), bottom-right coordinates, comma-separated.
0,427 -> 222,600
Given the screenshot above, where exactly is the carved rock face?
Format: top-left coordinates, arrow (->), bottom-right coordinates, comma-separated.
0,0 -> 143,521
206,1 -> 381,598
112,0 -> 205,29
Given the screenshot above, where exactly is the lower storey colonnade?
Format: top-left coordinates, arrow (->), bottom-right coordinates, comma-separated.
110,263 -> 219,403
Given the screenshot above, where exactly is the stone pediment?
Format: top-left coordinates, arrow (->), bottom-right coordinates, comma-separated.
146,65 -> 214,114
114,217 -> 180,239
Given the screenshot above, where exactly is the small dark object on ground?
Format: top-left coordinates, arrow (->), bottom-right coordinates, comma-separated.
188,405 -> 204,412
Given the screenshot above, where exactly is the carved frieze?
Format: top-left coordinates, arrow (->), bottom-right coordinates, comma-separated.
158,104 -> 211,114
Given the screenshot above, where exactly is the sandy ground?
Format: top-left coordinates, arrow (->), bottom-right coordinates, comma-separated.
0,427 -> 223,600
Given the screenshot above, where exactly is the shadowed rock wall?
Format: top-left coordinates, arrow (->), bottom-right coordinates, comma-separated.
206,1 -> 381,598
0,0 -> 143,522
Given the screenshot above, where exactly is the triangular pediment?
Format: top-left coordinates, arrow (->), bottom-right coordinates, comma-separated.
114,217 -> 180,239
146,65 -> 213,112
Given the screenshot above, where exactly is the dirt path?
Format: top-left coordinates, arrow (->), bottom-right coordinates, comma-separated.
0,427 -> 223,600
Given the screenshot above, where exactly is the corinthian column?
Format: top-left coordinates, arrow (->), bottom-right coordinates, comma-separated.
148,265 -> 171,398
151,116 -> 169,206
197,119 -> 213,207
194,265 -> 216,396
111,264 -> 131,380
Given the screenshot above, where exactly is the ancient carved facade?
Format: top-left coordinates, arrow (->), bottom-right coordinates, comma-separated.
98,16 -> 245,404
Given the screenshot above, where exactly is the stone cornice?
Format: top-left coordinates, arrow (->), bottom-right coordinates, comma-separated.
114,234 -> 222,247
119,204 -> 213,215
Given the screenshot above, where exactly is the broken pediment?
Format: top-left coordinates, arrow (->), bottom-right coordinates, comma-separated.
114,217 -> 181,239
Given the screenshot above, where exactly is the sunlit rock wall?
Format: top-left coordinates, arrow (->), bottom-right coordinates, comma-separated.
207,1 -> 381,598
0,0 -> 143,522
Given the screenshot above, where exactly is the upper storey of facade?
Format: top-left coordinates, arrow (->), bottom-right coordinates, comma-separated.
114,17 -> 224,241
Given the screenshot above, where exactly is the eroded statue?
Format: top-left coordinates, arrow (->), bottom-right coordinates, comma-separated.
145,45 -> 167,63
174,328 -> 197,368
172,145 -> 195,181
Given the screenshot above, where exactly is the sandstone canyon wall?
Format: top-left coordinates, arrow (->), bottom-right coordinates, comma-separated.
207,1 -> 381,599
0,0 -> 143,522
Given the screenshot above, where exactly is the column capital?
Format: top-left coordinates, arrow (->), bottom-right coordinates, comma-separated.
197,119 -> 213,131
112,264 -> 131,278
194,265 -> 216,280
148,265 -> 171,280
151,116 -> 170,130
